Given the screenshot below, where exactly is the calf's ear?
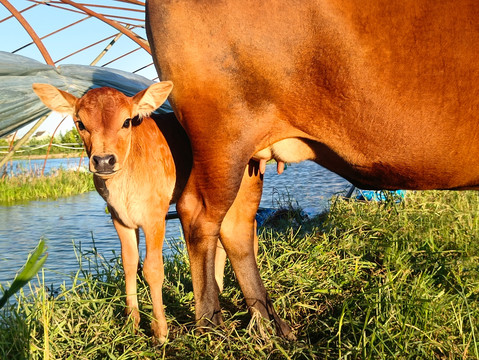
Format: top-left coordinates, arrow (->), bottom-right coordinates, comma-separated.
132,81 -> 173,118
32,83 -> 78,116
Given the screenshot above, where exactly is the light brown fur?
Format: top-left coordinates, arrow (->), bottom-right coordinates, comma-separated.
33,82 -> 193,342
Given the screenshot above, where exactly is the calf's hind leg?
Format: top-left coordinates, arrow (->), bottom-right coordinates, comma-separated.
214,240 -> 227,293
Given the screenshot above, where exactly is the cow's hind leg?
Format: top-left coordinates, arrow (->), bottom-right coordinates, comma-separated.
214,240 -> 227,293
215,220 -> 259,293
220,160 -> 294,339
113,218 -> 141,328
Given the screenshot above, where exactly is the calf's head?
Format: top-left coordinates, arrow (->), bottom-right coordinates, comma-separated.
33,82 -> 173,178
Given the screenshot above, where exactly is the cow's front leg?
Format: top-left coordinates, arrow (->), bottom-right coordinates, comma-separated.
178,194 -> 224,327
113,218 -> 140,328
214,220 -> 259,294
177,159 -> 247,328
216,163 -> 261,294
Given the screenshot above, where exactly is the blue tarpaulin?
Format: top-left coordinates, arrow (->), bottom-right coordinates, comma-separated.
0,51 -> 172,137
356,190 -> 406,202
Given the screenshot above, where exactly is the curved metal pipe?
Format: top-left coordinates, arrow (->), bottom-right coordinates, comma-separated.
0,0 -> 54,65
58,0 -> 151,54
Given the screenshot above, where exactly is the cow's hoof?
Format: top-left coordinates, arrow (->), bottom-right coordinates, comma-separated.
197,309 -> 224,326
277,318 -> 296,341
282,326 -> 297,341
195,310 -> 225,334
247,308 -> 296,341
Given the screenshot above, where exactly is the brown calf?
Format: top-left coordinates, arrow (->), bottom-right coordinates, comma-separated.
32,82 -> 195,342
146,0 -> 479,339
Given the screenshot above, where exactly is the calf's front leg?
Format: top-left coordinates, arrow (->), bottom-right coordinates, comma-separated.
113,218 -> 141,328
142,220 -> 168,343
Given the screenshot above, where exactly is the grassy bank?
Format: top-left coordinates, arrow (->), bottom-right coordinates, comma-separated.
4,148 -> 85,159
0,169 -> 95,204
6,153 -> 85,160
1,191 -> 478,359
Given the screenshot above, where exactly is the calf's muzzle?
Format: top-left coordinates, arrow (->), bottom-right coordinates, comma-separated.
92,154 -> 117,174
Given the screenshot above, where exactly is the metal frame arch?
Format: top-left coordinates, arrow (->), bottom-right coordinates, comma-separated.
0,0 -> 54,65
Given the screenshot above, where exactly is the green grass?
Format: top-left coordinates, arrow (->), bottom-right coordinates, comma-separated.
1,190 -> 478,359
0,169 -> 95,204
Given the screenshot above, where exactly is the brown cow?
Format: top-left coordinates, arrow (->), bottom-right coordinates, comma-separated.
32,82 -> 195,342
146,0 -> 479,339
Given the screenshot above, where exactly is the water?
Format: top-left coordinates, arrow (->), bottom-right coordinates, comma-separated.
3,156 -> 88,176
0,158 -> 351,288
261,161 -> 351,213
0,192 -> 184,288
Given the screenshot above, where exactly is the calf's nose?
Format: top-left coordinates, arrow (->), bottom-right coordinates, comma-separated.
92,154 -> 116,173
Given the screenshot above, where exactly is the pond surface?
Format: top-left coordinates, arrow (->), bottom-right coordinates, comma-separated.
3,156 -> 88,176
0,158 -> 351,288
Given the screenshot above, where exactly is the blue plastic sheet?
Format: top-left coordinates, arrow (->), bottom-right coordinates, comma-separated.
356,190 -> 406,202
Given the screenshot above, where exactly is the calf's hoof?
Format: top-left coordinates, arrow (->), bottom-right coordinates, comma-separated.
125,307 -> 140,329
151,319 -> 168,345
152,334 -> 168,346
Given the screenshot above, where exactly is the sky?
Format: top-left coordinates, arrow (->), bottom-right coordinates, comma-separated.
0,0 -> 157,137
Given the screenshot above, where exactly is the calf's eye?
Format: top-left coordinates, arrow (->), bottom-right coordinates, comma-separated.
123,118 -> 131,128
77,121 -> 86,131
